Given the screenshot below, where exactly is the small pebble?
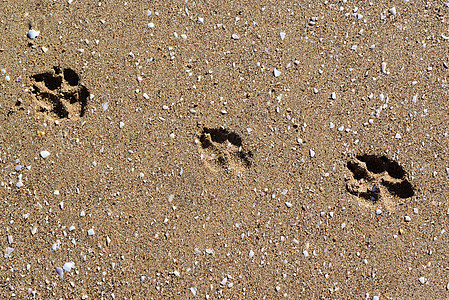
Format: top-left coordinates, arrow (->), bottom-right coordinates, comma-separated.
381,62 -> 387,74
395,133 -> 401,139
419,276 -> 426,284
63,262 -> 75,272
389,7 -> 397,16
309,149 -> 315,158
331,92 -> 336,100
190,287 -> 197,296
55,267 -> 63,277
40,151 -> 50,158
231,34 -> 239,40
285,202 -> 292,208
88,228 -> 95,236
147,23 -> 154,28
280,32 -> 286,40
249,250 -> 254,258
143,93 -> 149,100
273,68 -> 281,77
27,29 -> 40,39
373,297 -> 379,300
376,209 -> 382,215
404,216 -> 411,222
119,122 -> 125,129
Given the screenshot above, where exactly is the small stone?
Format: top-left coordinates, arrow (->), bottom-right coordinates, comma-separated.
303,250 -> 309,257
231,34 -> 240,40
404,216 -> 411,222
63,262 -> 75,272
381,62 -> 387,74
27,29 -> 40,39
285,202 -> 292,208
395,133 -> 401,139
80,210 -> 85,217
280,32 -> 286,40
147,23 -> 154,28
190,287 -> 197,296
331,92 -> 336,100
419,276 -> 426,284
55,267 -> 63,277
389,6 -> 397,16
273,68 -> 281,77
40,151 -> 50,158
329,122 -> 335,129
169,133 -> 175,139
31,226 -> 37,235
106,236 -> 111,246
143,93 -> 149,100
41,46 -> 48,53
309,149 -> 315,158
375,209 -> 382,215
88,228 -> 95,236
249,250 -> 254,258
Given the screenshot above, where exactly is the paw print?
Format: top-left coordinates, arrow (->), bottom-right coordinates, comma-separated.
346,154 -> 414,209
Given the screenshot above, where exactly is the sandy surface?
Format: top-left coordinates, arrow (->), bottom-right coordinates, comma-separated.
1,0 -> 449,299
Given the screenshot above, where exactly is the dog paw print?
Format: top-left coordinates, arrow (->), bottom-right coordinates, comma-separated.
346,154 -> 414,208
30,66 -> 89,120
198,127 -> 252,174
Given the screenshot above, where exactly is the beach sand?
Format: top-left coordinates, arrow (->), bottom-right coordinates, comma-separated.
1,0 -> 449,298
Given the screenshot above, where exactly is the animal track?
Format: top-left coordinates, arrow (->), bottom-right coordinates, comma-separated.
198,127 -> 252,174
346,154 -> 414,209
30,66 -> 89,120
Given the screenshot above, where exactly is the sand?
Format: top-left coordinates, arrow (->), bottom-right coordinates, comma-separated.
1,0 -> 449,299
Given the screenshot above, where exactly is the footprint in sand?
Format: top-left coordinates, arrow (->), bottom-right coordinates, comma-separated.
346,154 -> 415,210
197,126 -> 252,174
29,66 -> 89,120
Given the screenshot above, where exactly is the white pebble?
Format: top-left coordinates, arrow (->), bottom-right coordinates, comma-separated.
381,62 -> 387,74
419,276 -> 426,284
40,151 -> 50,158
197,17 -> 204,23
147,23 -> 154,28
231,34 -> 239,40
376,209 -> 382,215
143,93 -> 149,100
63,262 -> 75,272
373,297 -> 379,300
273,68 -> 281,77
190,287 -> 197,296
309,149 -> 315,158
285,202 -> 292,208
395,133 -> 401,139
329,122 -> 335,129
280,32 -> 286,40
389,7 -> 397,16
249,250 -> 254,258
303,250 -> 309,257
88,228 -> 95,236
331,92 -> 336,100
404,216 -> 411,222
27,29 -> 40,39
119,122 -> 125,129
